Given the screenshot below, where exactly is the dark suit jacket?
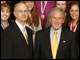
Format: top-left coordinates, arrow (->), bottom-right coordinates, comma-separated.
34,26 -> 78,59
76,26 -> 79,58
1,23 -> 33,59
65,24 -> 79,58
1,22 -> 12,32
1,26 -> 4,32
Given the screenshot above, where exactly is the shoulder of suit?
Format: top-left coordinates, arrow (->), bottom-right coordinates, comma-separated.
62,27 -> 75,35
26,26 -> 32,33
36,27 -> 50,34
1,23 -> 16,34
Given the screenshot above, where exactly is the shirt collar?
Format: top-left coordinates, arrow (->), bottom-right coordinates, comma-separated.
50,26 -> 62,35
15,20 -> 26,31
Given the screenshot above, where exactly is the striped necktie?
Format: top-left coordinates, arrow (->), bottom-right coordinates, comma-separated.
51,32 -> 58,59
22,27 -> 28,45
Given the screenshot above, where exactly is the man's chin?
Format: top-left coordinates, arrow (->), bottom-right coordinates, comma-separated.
21,19 -> 27,21
53,27 -> 60,30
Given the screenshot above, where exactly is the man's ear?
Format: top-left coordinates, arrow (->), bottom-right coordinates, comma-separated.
13,11 -> 16,17
62,18 -> 65,24
49,16 -> 51,24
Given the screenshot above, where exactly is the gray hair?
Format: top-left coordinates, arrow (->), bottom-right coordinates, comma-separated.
48,7 -> 65,20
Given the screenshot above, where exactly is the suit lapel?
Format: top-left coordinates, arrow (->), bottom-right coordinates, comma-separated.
45,27 -> 53,59
26,27 -> 33,46
45,27 -> 67,59
1,26 -> 4,32
56,28 -> 66,59
13,23 -> 29,46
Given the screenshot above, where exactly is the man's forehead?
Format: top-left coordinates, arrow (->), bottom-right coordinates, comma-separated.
52,11 -> 63,15
14,2 -> 28,11
15,3 -> 26,8
51,11 -> 64,18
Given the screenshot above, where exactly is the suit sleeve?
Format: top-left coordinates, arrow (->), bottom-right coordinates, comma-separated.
34,32 -> 41,59
1,31 -> 13,59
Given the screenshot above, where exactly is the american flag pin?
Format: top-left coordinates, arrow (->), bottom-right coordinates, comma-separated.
63,41 -> 66,43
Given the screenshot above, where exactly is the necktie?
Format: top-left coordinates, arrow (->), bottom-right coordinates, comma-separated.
51,32 -> 58,59
22,27 -> 28,45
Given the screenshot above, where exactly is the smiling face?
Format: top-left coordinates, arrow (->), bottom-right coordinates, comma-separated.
25,1 -> 34,11
1,5 -> 10,22
56,1 -> 67,12
50,11 -> 64,30
69,5 -> 79,21
14,3 -> 28,23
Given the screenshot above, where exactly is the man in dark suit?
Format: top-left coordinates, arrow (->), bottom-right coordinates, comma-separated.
1,2 -> 33,59
34,7 -> 78,59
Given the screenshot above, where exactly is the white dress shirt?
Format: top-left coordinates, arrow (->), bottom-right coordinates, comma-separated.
15,20 -> 28,36
50,27 -> 62,47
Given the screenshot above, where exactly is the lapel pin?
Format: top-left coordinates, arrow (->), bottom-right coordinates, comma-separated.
63,40 -> 66,43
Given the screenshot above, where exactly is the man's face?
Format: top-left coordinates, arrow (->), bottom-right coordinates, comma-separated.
50,11 -> 64,30
14,3 -> 28,23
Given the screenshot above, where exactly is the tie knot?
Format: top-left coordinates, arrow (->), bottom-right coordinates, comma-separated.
22,26 -> 26,32
54,32 -> 58,35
